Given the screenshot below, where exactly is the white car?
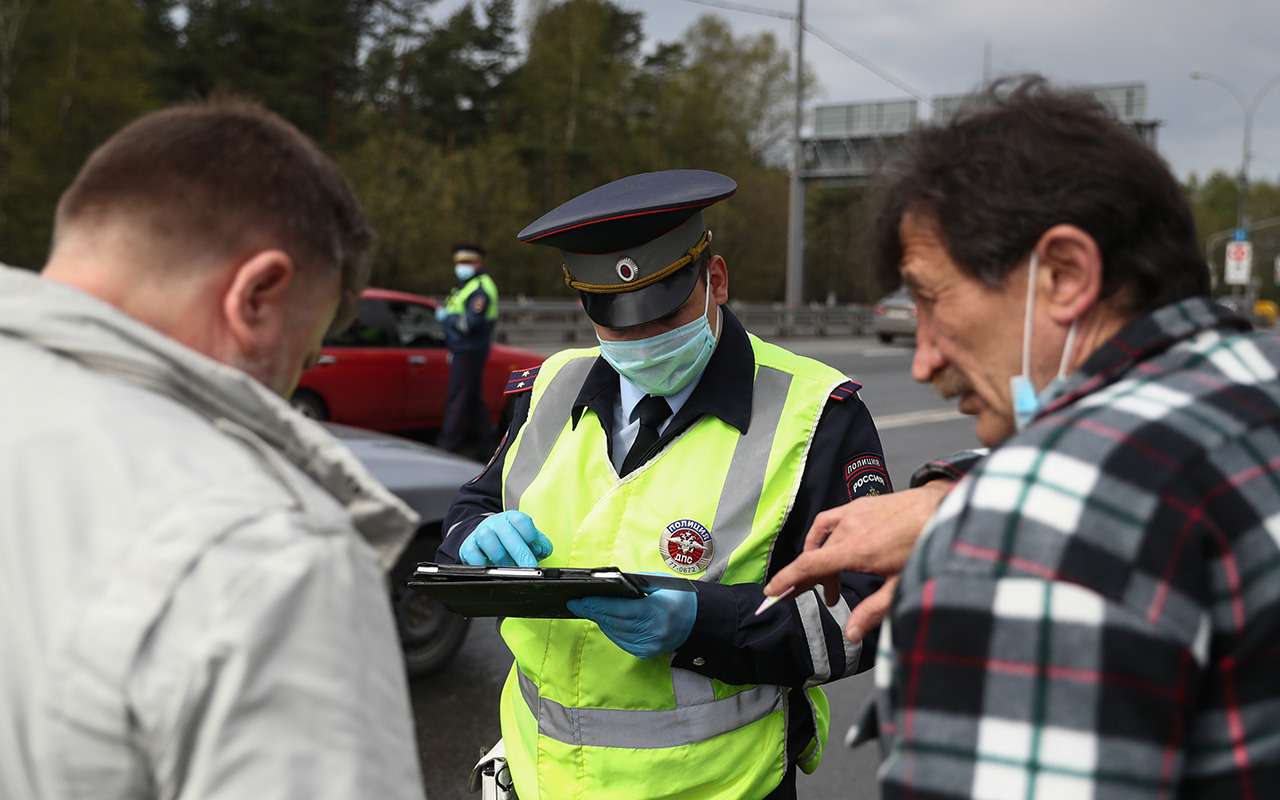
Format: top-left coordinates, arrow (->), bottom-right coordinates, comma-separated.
871,288 -> 917,344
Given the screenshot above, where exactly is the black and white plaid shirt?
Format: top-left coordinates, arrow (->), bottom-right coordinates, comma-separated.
876,297 -> 1280,798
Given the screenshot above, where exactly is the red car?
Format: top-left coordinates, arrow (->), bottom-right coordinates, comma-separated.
292,288 -> 544,433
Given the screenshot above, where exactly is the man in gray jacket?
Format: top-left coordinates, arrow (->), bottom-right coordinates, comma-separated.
0,100 -> 426,799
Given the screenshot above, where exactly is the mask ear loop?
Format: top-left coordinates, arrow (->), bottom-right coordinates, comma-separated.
1019,252 -> 1039,381
1056,321 -> 1078,381
705,264 -> 721,339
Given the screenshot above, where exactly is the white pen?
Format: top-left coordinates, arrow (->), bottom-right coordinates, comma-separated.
753,585 -> 795,616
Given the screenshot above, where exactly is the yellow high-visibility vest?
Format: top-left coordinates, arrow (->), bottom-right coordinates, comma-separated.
445,273 -> 499,321
497,335 -> 847,799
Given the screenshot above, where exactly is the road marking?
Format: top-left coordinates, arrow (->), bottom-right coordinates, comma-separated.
873,408 -> 966,429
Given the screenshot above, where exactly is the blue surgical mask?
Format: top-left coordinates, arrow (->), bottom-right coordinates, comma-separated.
455,264 -> 477,282
597,270 -> 720,397
1009,252 -> 1079,431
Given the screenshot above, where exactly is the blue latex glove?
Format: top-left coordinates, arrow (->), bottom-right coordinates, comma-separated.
435,305 -> 449,322
459,511 -> 553,568
567,588 -> 697,659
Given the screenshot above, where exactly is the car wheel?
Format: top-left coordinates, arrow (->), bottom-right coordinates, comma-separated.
389,524 -> 472,678
291,389 -> 328,421
395,581 -> 471,677
877,333 -> 893,344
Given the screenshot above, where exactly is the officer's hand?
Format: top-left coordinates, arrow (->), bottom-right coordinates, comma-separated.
566,588 -> 697,660
459,511 -> 553,568
435,305 -> 449,322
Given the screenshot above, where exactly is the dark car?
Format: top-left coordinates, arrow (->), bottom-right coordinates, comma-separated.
327,422 -> 479,676
294,288 -> 543,434
871,288 -> 917,344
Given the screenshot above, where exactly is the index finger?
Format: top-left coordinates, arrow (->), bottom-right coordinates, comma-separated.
508,512 -> 553,559
803,507 -> 842,552
492,518 -> 539,568
763,547 -> 844,599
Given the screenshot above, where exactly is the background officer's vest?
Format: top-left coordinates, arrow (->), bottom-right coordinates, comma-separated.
497,336 -> 845,800
445,273 -> 499,321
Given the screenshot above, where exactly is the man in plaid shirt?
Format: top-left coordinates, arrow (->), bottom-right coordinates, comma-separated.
768,76 -> 1280,798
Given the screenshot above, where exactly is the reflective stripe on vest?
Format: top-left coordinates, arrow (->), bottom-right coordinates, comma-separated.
503,356 -> 595,510
517,669 -> 782,749
798,589 -> 863,687
504,357 -> 793,581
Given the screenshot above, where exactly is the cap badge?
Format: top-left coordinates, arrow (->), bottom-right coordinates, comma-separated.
616,257 -> 638,282
660,519 -> 713,574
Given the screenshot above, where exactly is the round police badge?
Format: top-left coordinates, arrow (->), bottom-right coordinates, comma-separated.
616,257 -> 638,282
660,519 -> 713,574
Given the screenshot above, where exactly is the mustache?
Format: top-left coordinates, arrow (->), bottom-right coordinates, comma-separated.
932,367 -> 972,400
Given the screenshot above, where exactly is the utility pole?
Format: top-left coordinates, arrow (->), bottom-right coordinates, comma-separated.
784,0 -> 805,308
681,0 -> 925,307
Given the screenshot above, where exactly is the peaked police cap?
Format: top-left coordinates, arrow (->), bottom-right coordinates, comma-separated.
517,170 -> 737,328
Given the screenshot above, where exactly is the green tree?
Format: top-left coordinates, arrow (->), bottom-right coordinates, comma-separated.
169,0 -> 377,146
1188,171 -> 1280,300
500,7 -> 807,299
504,0 -> 647,211
650,15 -> 799,168
341,125 -> 534,295
0,0 -> 817,304
0,0 -> 155,268
803,185 -> 879,304
365,0 -> 517,148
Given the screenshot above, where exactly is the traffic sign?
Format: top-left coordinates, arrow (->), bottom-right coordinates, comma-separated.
1225,240 -> 1253,286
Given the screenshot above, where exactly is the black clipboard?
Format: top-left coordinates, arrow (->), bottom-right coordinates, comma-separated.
407,563 -> 696,619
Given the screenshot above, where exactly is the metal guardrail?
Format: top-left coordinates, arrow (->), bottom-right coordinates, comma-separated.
492,300 -> 873,344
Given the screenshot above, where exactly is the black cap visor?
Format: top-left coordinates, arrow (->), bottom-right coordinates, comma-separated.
580,261 -> 701,329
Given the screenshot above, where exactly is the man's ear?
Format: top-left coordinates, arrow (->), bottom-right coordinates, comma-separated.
708,254 -> 729,305
223,250 -> 296,354
1035,224 -> 1102,326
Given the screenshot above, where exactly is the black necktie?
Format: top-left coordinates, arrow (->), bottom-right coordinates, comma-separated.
620,395 -> 672,476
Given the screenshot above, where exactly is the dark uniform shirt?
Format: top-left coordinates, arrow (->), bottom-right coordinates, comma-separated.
440,307 -> 889,768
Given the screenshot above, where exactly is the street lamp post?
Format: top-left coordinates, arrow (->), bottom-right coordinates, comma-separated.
785,0 -> 805,309
1190,71 -> 1280,302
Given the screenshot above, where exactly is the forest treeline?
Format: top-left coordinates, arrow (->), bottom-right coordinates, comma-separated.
0,0 -> 1274,302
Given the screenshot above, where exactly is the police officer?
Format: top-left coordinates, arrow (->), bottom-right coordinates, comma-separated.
438,242 -> 499,455
439,171 -> 889,799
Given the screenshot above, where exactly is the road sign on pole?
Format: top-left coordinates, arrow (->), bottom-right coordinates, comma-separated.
1225,240 -> 1253,286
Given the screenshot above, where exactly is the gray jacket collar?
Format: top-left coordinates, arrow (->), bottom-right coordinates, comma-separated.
0,265 -> 417,566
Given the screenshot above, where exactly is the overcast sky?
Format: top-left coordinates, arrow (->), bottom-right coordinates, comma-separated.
507,0 -> 1280,182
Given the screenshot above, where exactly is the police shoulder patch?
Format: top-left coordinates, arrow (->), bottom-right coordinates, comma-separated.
504,365 -> 541,394
844,452 -> 889,500
829,379 -> 862,402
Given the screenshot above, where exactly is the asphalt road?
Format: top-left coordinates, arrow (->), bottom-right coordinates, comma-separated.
411,335 -> 981,800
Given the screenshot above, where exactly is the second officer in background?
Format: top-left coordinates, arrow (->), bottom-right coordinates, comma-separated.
438,242 -> 499,456
439,170 -> 890,799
